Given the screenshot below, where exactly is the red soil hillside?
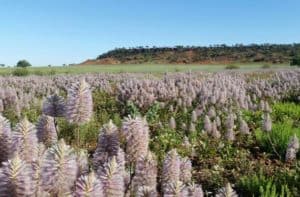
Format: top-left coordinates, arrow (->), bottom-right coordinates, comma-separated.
79,44 -> 300,65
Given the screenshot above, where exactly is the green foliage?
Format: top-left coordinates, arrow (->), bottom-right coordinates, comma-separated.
58,91 -> 122,149
262,64 -> 271,69
125,101 -> 141,118
272,102 -> 300,125
21,106 -> 41,123
145,102 -> 160,124
12,67 -> 29,76
57,118 -> 77,146
2,103 -> 41,126
33,68 -> 56,76
242,110 -> 263,130
253,102 -> 300,160
33,70 -> 44,76
16,60 -> 32,68
150,127 -> 185,163
225,64 -> 240,70
76,117 -> 100,149
48,69 -> 56,75
237,171 -> 292,197
259,182 -> 291,197
92,91 -> 122,126
290,56 -> 300,66
237,171 -> 273,196
2,109 -> 19,126
57,117 -> 100,149
255,120 -> 300,159
192,137 -> 254,194
280,162 -> 300,195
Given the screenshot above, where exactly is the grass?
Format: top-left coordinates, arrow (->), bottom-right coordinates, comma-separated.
0,63 -> 292,75
255,120 -> 300,160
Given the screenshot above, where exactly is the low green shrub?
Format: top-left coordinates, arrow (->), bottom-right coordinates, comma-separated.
48,69 -> 56,75
255,120 -> 300,159
262,64 -> 271,69
225,64 -> 240,70
92,91 -> 122,126
12,67 -> 29,76
33,70 -> 44,76
290,56 -> 300,66
56,90 -> 122,149
242,110 -> 263,130
21,106 -> 41,123
259,182 -> 291,197
272,102 -> 300,123
145,102 -> 161,124
237,171 -> 273,196
150,127 -> 185,163
125,101 -> 141,118
237,171 -> 292,197
2,109 -> 19,126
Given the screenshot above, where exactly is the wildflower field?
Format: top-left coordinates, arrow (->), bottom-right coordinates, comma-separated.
0,69 -> 300,196
0,63 -> 291,76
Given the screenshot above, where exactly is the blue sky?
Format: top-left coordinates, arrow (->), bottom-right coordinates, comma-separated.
0,0 -> 299,66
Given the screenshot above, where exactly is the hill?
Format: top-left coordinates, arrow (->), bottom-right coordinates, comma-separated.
80,44 -> 300,65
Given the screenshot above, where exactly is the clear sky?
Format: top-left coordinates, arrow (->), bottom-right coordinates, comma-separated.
0,0 -> 299,66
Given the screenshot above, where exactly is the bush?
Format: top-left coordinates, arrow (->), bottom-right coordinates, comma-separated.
48,69 -> 56,75
33,69 -> 56,76
272,102 -> 300,123
237,172 -> 275,196
225,64 -> 240,70
33,70 -> 44,76
290,57 -> 300,66
12,67 -> 29,76
262,64 -> 271,69
16,60 -> 32,68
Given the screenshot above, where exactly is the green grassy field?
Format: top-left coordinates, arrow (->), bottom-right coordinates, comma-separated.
0,63 -> 293,76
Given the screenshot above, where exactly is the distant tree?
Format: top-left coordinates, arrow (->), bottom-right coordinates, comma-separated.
16,60 -> 32,68
290,56 -> 300,66
48,64 -> 52,67
0,64 -> 5,67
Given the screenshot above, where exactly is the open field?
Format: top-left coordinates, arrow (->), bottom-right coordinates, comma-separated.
0,63 -> 292,75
